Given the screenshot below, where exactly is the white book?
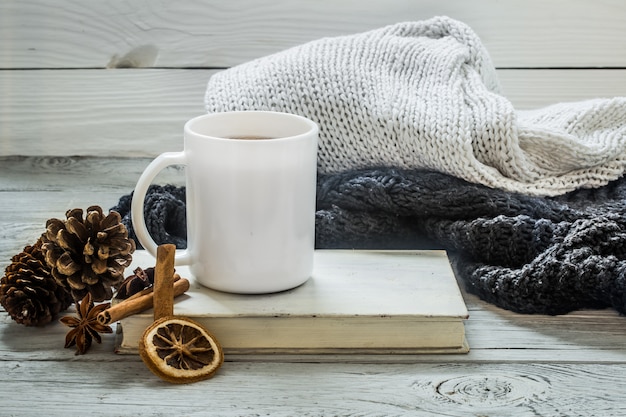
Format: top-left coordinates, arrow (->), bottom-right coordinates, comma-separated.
115,250 -> 469,355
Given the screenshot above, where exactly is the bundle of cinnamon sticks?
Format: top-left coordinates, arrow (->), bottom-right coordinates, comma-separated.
97,249 -> 190,326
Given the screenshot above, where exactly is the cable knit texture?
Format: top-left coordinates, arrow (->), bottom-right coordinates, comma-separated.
113,169 -> 626,315
204,16 -> 626,197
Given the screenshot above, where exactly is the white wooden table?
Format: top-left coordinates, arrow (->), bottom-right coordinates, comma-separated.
2,1 -> 626,415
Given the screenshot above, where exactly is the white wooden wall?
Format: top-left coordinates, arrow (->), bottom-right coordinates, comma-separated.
1,0 -> 625,158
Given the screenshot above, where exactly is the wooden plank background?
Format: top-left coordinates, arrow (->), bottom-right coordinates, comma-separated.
1,0 -> 625,158
2,0 -> 625,68
2,2 -> 626,415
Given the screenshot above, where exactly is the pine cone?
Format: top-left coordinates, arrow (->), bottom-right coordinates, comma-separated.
41,206 -> 136,302
0,240 -> 73,326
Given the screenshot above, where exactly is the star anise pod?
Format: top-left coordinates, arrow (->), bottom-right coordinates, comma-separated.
60,293 -> 112,355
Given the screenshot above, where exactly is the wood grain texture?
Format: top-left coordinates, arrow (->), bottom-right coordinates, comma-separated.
2,360 -> 626,416
4,301 -> 626,364
1,0 -> 625,68
3,156 -> 626,415
497,69 -> 626,107
0,157 -> 167,267
0,70 -> 210,157
2,69 -> 625,158
2,157 -> 626,363
2,2 -> 626,414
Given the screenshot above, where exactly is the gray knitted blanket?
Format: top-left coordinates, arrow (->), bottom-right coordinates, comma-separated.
113,168 -> 626,316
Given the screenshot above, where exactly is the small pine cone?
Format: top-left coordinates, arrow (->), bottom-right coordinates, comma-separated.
40,206 -> 136,302
0,240 -> 73,326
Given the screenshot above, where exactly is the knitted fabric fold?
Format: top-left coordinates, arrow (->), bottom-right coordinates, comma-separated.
204,16 -> 626,196
119,16 -> 626,315
113,168 -> 626,315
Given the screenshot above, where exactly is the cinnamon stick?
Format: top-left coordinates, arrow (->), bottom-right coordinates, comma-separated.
153,244 -> 176,320
97,277 -> 190,325
123,273 -> 182,303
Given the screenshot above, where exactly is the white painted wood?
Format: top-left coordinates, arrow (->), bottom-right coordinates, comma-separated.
2,2 -> 626,413
2,69 -> 625,158
497,69 -> 626,108
2,158 -> 626,363
1,0 -> 625,68
5,300 -> 626,364
0,157 -> 180,261
2,360 -> 626,416
0,70 -> 209,157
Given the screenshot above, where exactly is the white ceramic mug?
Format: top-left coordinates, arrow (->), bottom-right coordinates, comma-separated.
131,111 -> 318,294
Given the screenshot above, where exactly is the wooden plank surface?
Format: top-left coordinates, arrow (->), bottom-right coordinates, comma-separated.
2,1 -> 626,414
3,360 -> 626,416
0,157 -> 182,259
2,69 -> 625,158
1,0 -> 625,69
4,299 -> 626,364
2,160 -> 626,414
2,156 -> 626,364
0,70 -> 208,157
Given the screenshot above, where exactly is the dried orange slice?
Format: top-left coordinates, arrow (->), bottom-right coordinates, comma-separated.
139,315 -> 224,384
139,244 -> 224,384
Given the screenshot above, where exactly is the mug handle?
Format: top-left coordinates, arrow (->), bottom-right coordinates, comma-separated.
131,151 -> 191,265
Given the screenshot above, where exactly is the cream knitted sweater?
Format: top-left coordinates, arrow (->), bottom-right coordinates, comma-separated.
205,16 -> 626,196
